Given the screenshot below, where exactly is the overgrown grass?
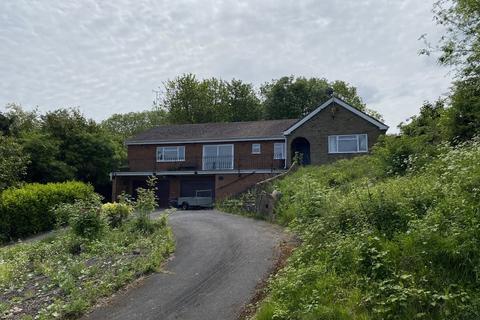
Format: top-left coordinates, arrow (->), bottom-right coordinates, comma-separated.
251,140 -> 480,319
0,215 -> 174,319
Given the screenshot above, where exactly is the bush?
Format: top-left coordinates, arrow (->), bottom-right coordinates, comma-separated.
101,202 -> 133,228
0,181 -> 94,242
69,197 -> 106,240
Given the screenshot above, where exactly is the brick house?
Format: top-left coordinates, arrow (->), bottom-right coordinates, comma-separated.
111,97 -> 388,205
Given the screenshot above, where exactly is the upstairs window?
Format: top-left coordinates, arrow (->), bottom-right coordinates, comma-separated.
252,143 -> 261,154
328,134 -> 368,153
203,144 -> 234,170
274,143 -> 285,159
157,146 -> 185,162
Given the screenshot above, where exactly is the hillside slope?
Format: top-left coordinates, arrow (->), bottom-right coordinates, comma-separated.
254,140 -> 480,320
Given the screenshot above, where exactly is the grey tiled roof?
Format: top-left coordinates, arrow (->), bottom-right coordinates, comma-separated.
126,119 -> 298,144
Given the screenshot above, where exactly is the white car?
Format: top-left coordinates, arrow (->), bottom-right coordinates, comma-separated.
177,189 -> 213,210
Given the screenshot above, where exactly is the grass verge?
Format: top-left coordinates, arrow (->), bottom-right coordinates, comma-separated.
0,215 -> 174,319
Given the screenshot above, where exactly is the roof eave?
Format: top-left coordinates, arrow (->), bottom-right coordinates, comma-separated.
125,136 -> 287,145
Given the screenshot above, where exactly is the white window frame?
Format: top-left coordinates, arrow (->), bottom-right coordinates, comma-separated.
273,142 -> 285,160
328,134 -> 368,154
202,144 -> 234,170
252,143 -> 261,154
156,146 -> 185,162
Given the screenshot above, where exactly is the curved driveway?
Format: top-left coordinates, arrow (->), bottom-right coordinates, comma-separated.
84,210 -> 286,320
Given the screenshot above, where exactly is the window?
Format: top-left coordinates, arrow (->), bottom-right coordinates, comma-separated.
203,144 -> 234,170
328,134 -> 368,153
252,143 -> 261,154
157,146 -> 185,162
274,143 -> 285,159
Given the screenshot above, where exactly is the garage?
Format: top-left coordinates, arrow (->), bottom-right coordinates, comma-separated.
131,178 -> 170,208
180,176 -> 216,199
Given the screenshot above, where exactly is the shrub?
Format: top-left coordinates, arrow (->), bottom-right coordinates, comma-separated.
52,202 -> 78,227
101,202 -> 133,228
69,196 -> 106,240
0,181 -> 94,242
132,176 -> 158,233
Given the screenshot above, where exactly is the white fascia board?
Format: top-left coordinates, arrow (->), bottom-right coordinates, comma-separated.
125,136 -> 285,146
283,97 -> 389,135
111,169 -> 286,177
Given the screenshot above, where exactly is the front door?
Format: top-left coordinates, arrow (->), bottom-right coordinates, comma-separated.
291,137 -> 311,165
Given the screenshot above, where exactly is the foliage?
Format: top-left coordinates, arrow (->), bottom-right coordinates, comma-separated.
20,132 -> 76,183
0,134 -> 29,191
260,76 -> 382,120
253,139 -> 480,319
442,77 -> 480,142
162,74 -> 263,124
101,202 -> 133,228
101,108 -> 168,141
421,0 -> 480,79
69,195 -> 107,240
0,214 -> 174,319
0,181 -> 94,242
372,135 -> 440,176
133,176 -> 159,234
216,189 -> 261,219
0,106 -> 121,197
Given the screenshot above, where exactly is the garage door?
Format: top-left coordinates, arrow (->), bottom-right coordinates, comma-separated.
180,176 -> 215,199
132,178 -> 170,208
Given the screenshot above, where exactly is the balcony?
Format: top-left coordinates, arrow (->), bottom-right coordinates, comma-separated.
125,155 -> 286,173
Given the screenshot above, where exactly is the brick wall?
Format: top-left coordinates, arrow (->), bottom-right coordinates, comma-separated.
215,173 -> 277,200
127,140 -> 285,172
286,102 -> 386,165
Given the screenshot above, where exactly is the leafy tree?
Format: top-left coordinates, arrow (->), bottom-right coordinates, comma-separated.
442,77 -> 480,142
0,112 -> 12,135
3,103 -> 40,136
101,108 -> 168,141
422,0 -> 480,79
162,74 -> 262,124
63,132 -> 120,187
260,76 -> 381,120
20,132 -> 75,183
0,135 -> 29,191
41,108 -> 97,140
222,79 -> 263,122
400,100 -> 446,143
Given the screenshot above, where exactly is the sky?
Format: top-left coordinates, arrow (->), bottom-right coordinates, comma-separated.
0,0 -> 452,132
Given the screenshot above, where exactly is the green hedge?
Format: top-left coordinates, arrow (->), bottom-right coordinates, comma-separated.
0,181 -> 94,242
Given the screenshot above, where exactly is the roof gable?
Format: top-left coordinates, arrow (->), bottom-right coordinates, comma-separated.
283,97 -> 389,135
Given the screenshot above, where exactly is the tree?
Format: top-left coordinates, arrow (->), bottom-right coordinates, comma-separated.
260,76 -> 381,120
63,132 -> 120,186
0,135 -> 29,191
222,79 -> 263,122
20,132 -> 76,183
422,0 -> 480,79
162,74 -> 263,124
442,77 -> 480,142
400,100 -> 446,143
101,108 -> 168,141
3,103 -> 40,136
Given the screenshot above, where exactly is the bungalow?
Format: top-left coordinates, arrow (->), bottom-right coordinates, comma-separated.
111,97 -> 388,206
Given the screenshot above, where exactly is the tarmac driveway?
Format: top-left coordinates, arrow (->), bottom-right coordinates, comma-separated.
84,209 -> 286,320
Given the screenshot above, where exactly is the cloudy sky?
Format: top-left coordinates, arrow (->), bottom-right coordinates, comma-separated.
0,0 -> 452,131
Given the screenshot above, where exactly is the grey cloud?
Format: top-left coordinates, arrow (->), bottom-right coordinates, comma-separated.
0,0 -> 451,132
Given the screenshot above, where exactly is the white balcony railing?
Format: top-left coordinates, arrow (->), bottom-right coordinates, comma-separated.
202,155 -> 234,170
